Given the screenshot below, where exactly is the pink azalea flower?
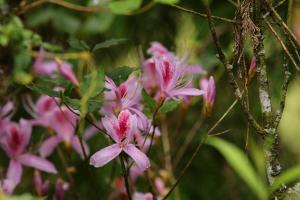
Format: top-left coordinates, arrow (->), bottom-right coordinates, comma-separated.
39,106 -> 89,159
101,76 -> 150,132
33,48 -> 79,85
154,54 -> 204,100
90,110 -> 150,171
147,42 -> 171,57
143,42 -> 204,101
0,119 -> 57,194
200,76 -> 216,115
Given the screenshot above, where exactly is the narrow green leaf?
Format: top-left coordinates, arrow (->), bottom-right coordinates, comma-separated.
271,165 -> 300,193
27,85 -> 60,97
160,100 -> 180,113
155,0 -> 179,5
68,37 -> 90,51
92,38 -> 128,52
206,137 -> 267,200
109,0 -> 142,14
106,66 -> 136,86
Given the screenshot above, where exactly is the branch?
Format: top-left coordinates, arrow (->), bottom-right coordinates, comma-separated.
263,0 -> 300,47
17,0 -> 106,15
204,1 -> 265,135
168,4 -> 236,23
264,18 -> 300,73
274,56 -> 292,129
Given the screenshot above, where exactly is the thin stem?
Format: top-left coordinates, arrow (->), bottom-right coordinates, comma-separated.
173,116 -> 204,167
264,18 -> 300,73
120,154 -> 132,200
264,0 -> 300,47
161,116 -> 180,200
162,133 -> 208,200
17,0 -> 106,15
204,2 -> 265,135
127,1 -> 156,15
146,98 -> 165,155
163,98 -> 239,199
168,4 -> 236,23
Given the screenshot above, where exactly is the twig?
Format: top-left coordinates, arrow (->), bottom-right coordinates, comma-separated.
173,116 -> 204,167
163,97 -> 239,199
264,0 -> 300,47
161,116 -> 180,200
168,4 -> 236,23
264,18 -> 300,73
208,129 -> 231,137
17,0 -> 105,15
127,1 -> 156,15
274,56 -> 292,129
204,1 -> 265,135
162,133 -> 208,200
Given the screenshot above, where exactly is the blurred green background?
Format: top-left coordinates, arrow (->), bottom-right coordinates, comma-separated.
1,0 -> 300,199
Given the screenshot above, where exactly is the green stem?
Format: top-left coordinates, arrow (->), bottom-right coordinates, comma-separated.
120,154 -> 132,200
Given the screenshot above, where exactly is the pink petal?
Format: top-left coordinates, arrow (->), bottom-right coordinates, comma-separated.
35,95 -> 57,117
123,144 -> 150,171
2,179 -> 18,195
19,119 -> 32,148
18,153 -> 57,174
71,136 -> 90,159
132,192 -> 153,200
7,160 -> 23,186
0,101 -> 14,117
39,136 -> 62,157
105,76 -> 117,91
47,107 -> 77,143
59,62 -> 79,86
34,61 -> 58,75
102,115 -> 119,143
89,144 -> 122,168
170,88 -> 205,97
83,121 -> 103,140
184,65 -> 207,75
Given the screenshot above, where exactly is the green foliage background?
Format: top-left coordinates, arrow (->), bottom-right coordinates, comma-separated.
1,0 -> 300,199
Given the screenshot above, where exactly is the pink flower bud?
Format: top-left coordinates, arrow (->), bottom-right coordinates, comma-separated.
248,56 -> 256,81
54,179 -> 69,200
200,76 -> 216,116
34,170 -> 49,197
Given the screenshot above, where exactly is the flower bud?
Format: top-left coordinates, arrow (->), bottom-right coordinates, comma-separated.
248,56 -> 256,81
34,170 -> 49,197
200,76 -> 216,116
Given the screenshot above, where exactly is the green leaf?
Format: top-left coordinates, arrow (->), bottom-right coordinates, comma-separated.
160,100 -> 180,113
106,66 -> 136,86
109,0 -> 142,14
142,90 -> 156,112
68,37 -> 90,51
271,165 -> 300,193
27,85 -> 60,97
155,0 -> 179,4
92,38 -> 128,52
206,137 -> 267,200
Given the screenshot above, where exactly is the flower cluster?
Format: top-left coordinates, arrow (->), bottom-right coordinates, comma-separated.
0,42 -> 216,200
